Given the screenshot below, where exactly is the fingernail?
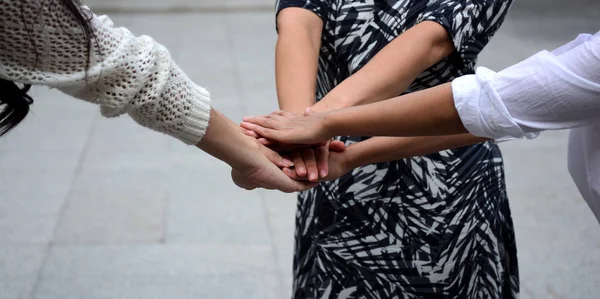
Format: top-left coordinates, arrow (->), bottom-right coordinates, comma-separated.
309,173 -> 317,181
283,159 -> 294,167
320,170 -> 327,178
243,116 -> 253,121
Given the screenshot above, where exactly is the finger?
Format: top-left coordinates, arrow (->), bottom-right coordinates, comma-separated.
290,151 -> 307,177
244,130 -> 260,138
241,116 -> 279,129
315,145 -> 329,178
283,167 -> 308,181
262,147 -> 295,168
266,113 -> 286,122
242,116 -> 278,128
302,148 -> 319,182
329,140 -> 346,152
240,122 -> 281,141
258,137 -> 276,146
285,173 -> 318,192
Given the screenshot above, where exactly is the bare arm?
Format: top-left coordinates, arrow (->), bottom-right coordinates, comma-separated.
311,21 -> 454,112
323,83 -> 467,137
197,109 -> 315,193
241,83 -> 470,143
272,7 -> 329,181
243,33 -> 600,144
282,133 -> 489,182
275,7 -> 323,114
343,135 -> 488,170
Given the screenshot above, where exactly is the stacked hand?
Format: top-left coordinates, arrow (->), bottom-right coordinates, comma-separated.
229,142 -> 319,192
195,108 -> 323,193
241,108 -> 333,146
240,109 -> 352,185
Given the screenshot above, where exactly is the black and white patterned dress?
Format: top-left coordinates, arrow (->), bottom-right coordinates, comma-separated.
275,0 -> 519,298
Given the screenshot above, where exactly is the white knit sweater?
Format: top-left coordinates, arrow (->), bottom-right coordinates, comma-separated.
0,1 -> 211,144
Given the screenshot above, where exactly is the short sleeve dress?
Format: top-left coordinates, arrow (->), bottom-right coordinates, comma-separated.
274,1 -> 519,298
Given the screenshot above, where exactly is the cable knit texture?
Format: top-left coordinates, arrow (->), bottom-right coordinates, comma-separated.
0,0 -> 211,144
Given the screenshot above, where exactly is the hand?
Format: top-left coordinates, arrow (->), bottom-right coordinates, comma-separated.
283,140 -> 346,182
282,148 -> 352,183
286,143 -> 325,182
243,121 -> 346,183
240,109 -> 345,182
244,129 -> 322,151
241,108 -> 332,145
243,128 -> 346,182
242,111 -> 324,151
230,141 -> 317,193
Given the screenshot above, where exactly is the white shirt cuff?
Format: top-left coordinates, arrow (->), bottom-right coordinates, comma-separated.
451,67 -> 537,142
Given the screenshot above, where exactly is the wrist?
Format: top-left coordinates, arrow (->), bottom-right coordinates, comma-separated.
321,110 -> 340,140
231,136 -> 264,170
280,104 -> 314,116
196,109 -> 264,170
311,94 -> 353,113
341,143 -> 365,171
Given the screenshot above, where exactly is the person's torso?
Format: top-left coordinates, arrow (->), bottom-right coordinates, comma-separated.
311,0 -> 504,191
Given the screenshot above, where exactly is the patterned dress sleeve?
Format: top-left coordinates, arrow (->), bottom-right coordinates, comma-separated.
275,0 -> 332,23
414,0 -> 514,69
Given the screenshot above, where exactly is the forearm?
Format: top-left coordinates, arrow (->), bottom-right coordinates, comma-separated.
196,109 -> 261,169
276,8 -> 322,114
344,134 -> 489,169
321,83 -> 468,138
311,21 -> 454,112
320,33 -> 600,140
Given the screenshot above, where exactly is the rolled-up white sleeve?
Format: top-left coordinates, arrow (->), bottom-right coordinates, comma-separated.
451,31 -> 600,142
452,31 -> 600,223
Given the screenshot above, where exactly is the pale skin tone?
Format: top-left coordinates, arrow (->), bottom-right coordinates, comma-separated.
245,7 -> 479,182
241,83 -> 475,143
259,8 -> 327,182
196,108 -> 320,192
241,84 -> 489,181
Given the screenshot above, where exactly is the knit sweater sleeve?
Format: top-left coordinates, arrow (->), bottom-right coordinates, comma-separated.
0,0 -> 211,145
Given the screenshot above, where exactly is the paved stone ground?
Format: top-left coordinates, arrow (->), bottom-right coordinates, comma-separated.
0,1 -> 599,298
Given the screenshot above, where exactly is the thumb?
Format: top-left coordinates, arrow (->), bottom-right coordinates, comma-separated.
329,140 -> 346,152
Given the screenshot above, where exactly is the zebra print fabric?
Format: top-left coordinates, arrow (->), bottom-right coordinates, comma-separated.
275,0 -> 519,298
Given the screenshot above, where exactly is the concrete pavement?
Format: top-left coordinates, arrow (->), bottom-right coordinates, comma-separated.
0,1 -> 599,298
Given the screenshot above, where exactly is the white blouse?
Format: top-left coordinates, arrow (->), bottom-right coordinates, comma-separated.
0,1 -> 212,145
451,31 -> 600,222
